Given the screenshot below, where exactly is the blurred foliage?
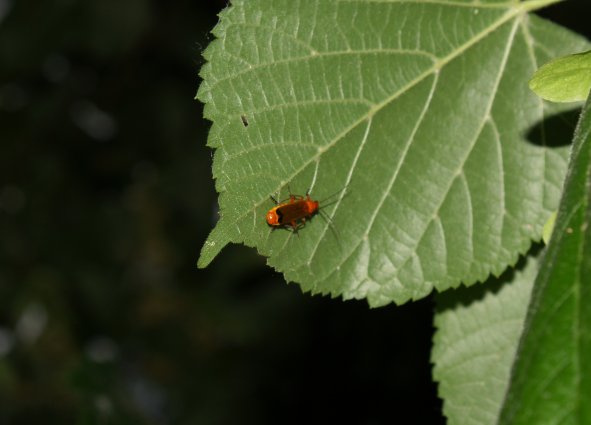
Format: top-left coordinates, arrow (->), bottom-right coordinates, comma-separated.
0,1 -> 588,424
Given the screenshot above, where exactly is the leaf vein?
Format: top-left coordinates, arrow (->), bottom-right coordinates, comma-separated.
389,17 -> 520,284
208,48 -> 438,91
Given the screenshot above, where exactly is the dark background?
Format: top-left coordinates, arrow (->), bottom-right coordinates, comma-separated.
0,1 -> 588,424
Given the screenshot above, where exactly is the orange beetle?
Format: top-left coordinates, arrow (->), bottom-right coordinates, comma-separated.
266,192 -> 319,232
266,185 -> 347,234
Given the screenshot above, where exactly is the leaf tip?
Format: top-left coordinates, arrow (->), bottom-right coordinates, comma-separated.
197,223 -> 231,269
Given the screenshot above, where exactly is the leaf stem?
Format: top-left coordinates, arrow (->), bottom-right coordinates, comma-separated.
521,0 -> 564,13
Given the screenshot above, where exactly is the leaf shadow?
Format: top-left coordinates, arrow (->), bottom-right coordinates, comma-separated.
525,108 -> 580,148
435,243 -> 543,313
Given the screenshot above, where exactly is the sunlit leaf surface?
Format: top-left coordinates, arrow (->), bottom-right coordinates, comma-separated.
529,49 -> 591,102
198,0 -> 588,305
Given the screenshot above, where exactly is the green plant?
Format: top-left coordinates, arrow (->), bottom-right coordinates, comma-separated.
197,0 -> 591,423
529,49 -> 591,102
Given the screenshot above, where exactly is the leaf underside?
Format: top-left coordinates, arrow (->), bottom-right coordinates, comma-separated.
432,253 -> 538,425
198,0 -> 588,306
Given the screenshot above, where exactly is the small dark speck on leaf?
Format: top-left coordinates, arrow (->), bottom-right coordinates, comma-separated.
240,114 -> 249,127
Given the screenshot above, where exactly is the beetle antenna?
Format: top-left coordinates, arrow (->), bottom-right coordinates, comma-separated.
319,186 -> 350,203
318,210 -> 341,250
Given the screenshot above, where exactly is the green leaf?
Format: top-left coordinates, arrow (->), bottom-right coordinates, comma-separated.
432,253 -> 538,425
542,210 -> 557,244
529,50 -> 591,103
499,92 -> 591,424
198,0 -> 589,305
